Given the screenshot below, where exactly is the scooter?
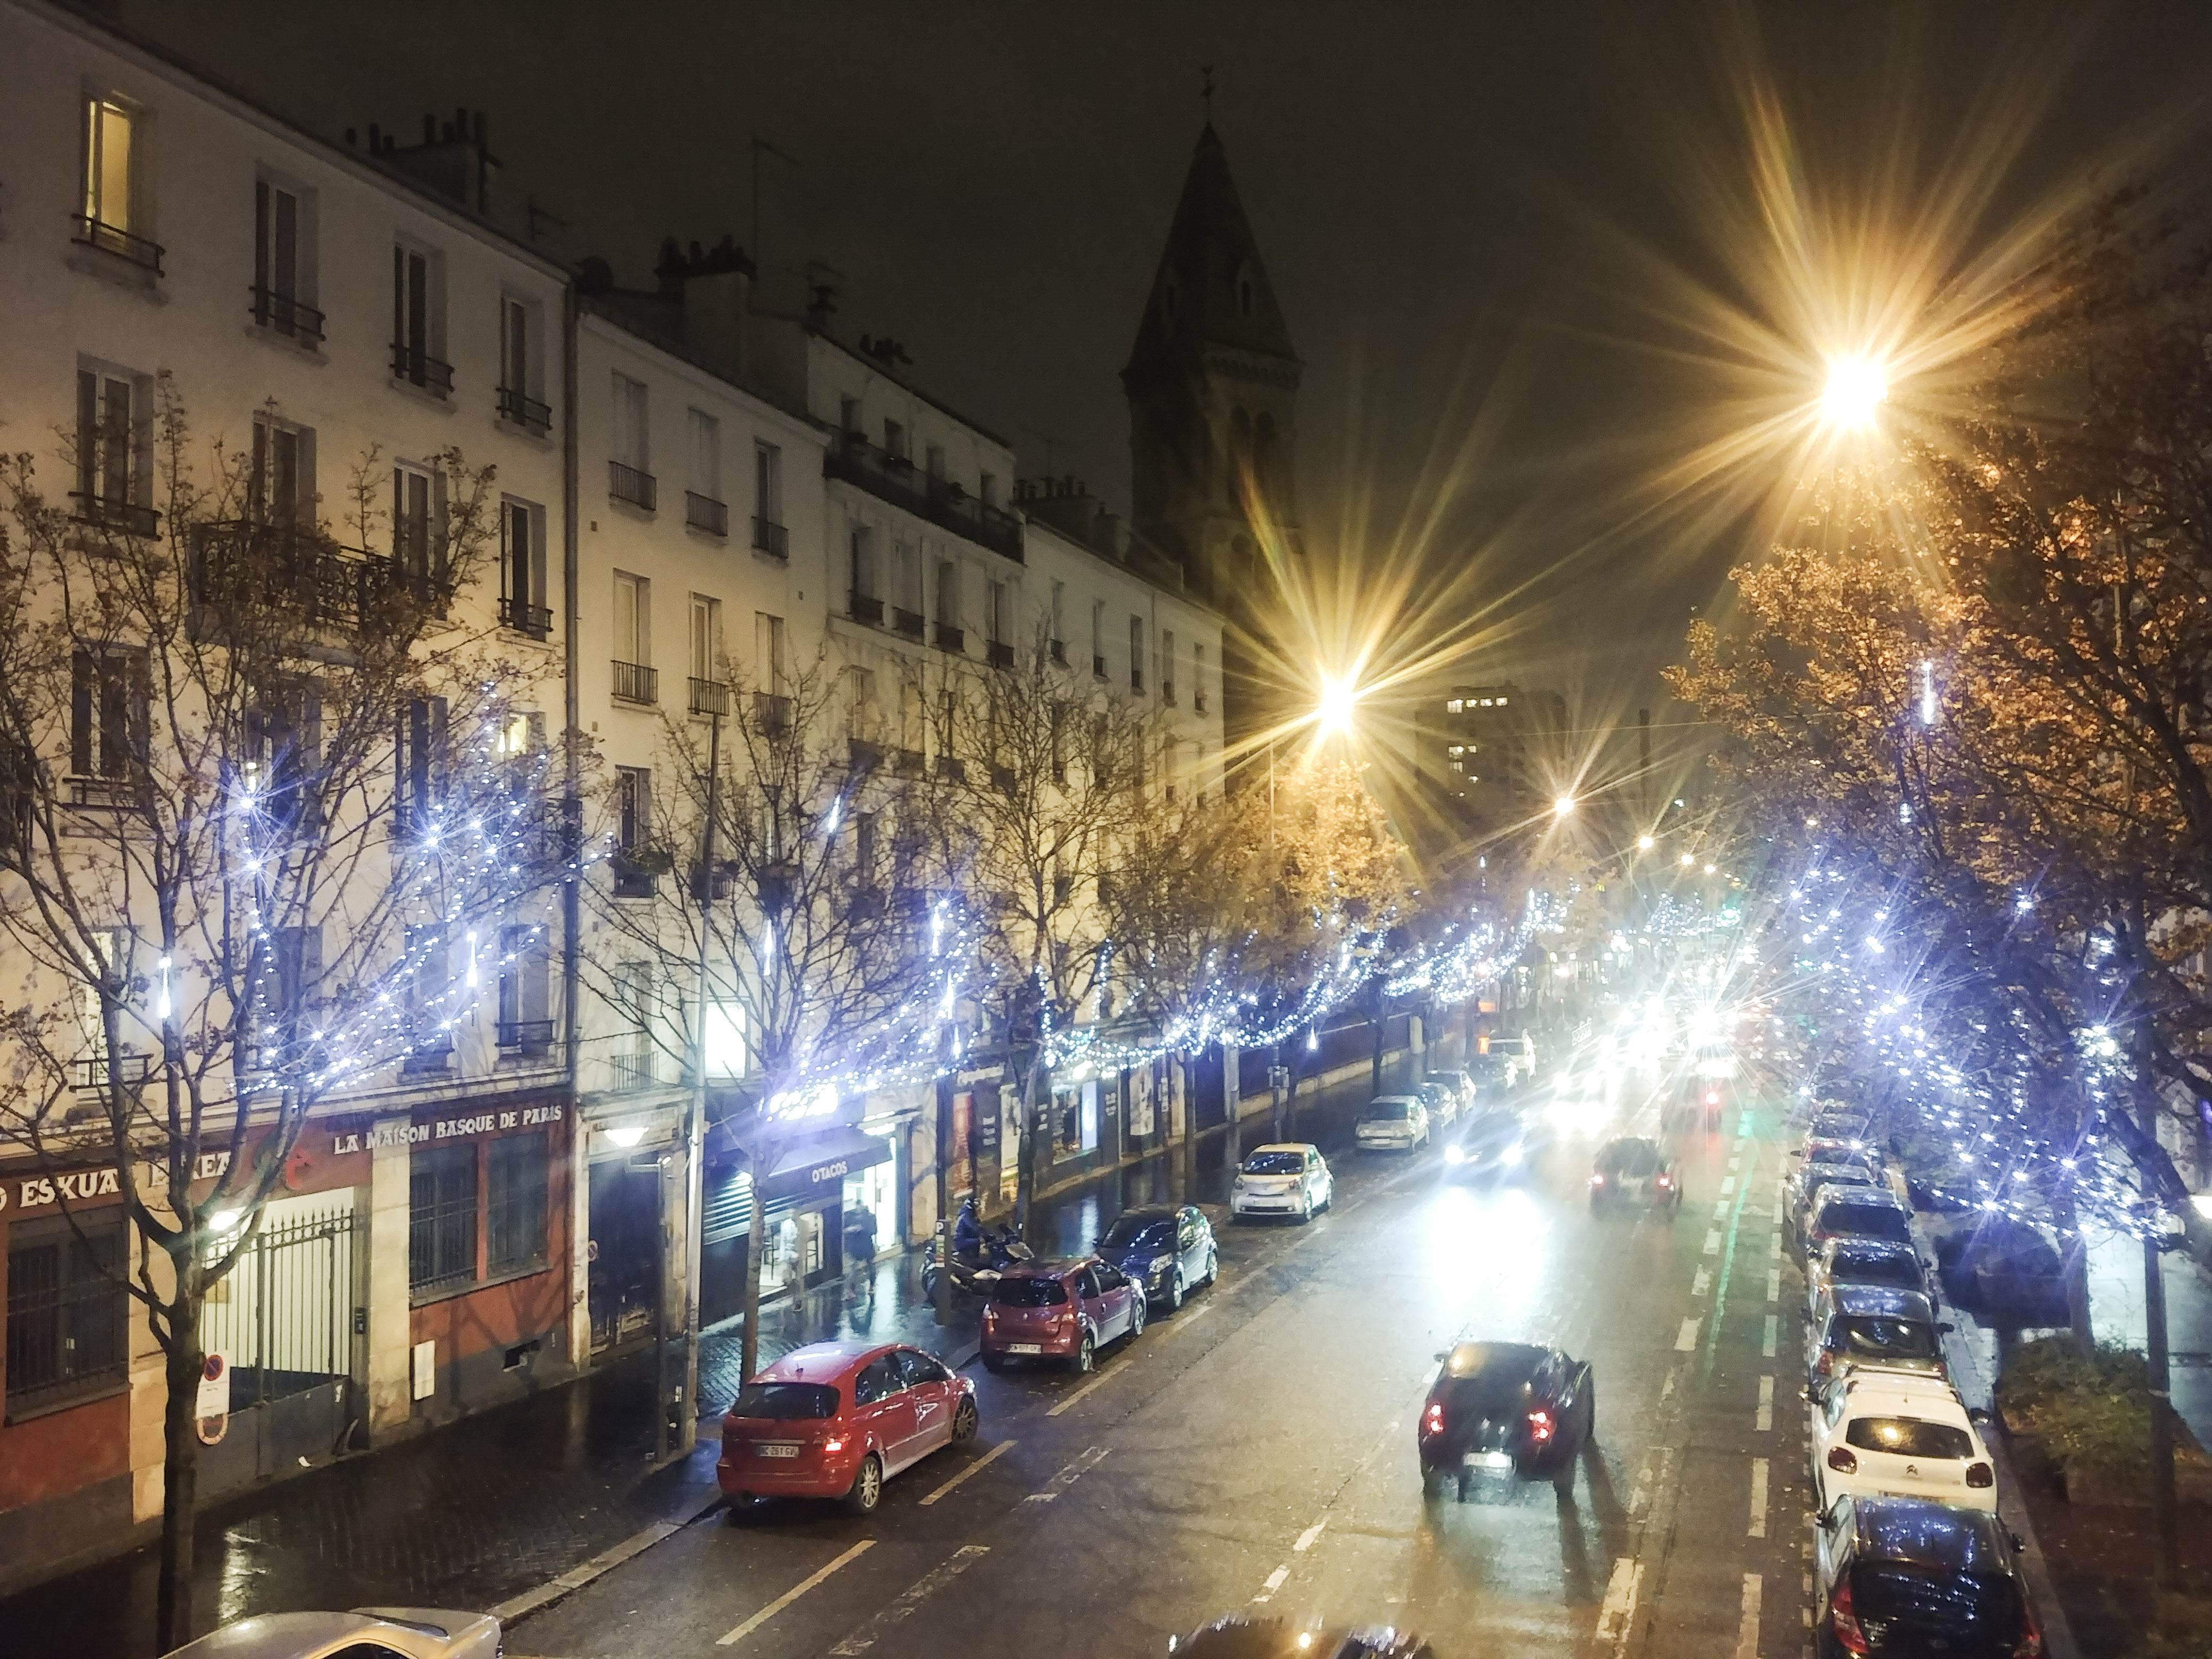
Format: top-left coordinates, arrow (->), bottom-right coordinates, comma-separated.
920,1224 -> 1033,1298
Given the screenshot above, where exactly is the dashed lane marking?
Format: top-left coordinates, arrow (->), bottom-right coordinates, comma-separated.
1765,1268 -> 1780,1304
827,1546 -> 990,1655
1025,1444 -> 1108,1501
1762,1314 -> 1779,1359
1703,1229 -> 1723,1256
1252,1564 -> 1291,1603
1294,1519 -> 1327,1552
918,1438 -> 1015,1505
1711,1200 -> 1730,1221
715,1540 -> 874,1646
1692,1267 -> 1711,1297
1756,1376 -> 1774,1432
1748,1457 -> 1769,1537
1720,1176 -> 1737,1197
1595,1556 -> 1644,1646
1768,1230 -> 1782,1260
1676,1317 -> 1701,1352
1735,1572 -> 1763,1659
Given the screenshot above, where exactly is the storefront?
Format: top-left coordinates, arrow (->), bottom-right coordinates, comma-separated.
841,1112 -> 910,1266
699,1121 -> 895,1321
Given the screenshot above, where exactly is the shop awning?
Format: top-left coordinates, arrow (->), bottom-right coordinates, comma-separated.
756,1125 -> 894,1203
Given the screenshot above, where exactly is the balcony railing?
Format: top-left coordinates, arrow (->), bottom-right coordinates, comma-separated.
611,659 -> 658,705
609,460 -> 657,511
191,520 -> 434,632
937,755 -> 967,783
933,622 -> 965,653
1093,654 -> 1109,680
390,342 -> 454,398
71,1053 -> 150,1093
893,747 -> 925,777
67,776 -> 138,810
499,594 -> 552,638
72,214 -> 163,274
850,592 -> 884,626
689,677 -> 730,717
823,433 -> 1024,563
753,691 -> 792,734
251,286 -> 325,342
71,493 -> 161,538
404,1030 -> 455,1071
496,1019 -> 556,1054
686,492 -> 728,536
849,737 -> 884,772
1049,639 -> 1068,667
611,1053 -> 659,1091
892,607 -> 925,640
986,640 -> 1016,671
752,517 -> 790,559
497,386 -> 552,435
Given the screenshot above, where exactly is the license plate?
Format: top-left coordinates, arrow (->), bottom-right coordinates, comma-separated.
1007,1343 -> 1044,1355
755,1443 -> 800,1459
1463,1451 -> 1514,1469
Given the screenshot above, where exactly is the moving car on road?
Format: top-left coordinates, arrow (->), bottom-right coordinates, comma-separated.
1095,1203 -> 1218,1311
162,1611 -> 502,1659
1813,1496 -> 2041,1659
1355,1094 -> 1431,1152
1231,1143 -> 1334,1222
1588,1136 -> 1680,1211
718,1340 -> 978,1516
1417,1340 -> 1594,1498
1170,1616 -> 1435,1659
982,1258 -> 1145,1372
1800,1184 -> 1916,1259
1811,1372 -> 1997,1514
1806,1237 -> 1934,1315
1442,1109 -> 1529,1181
1807,1283 -> 1950,1388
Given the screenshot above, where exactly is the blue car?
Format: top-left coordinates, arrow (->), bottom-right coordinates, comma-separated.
1094,1203 -> 1218,1311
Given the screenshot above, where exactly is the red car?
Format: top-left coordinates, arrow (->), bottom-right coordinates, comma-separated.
717,1340 -> 978,1515
981,1256 -> 1146,1372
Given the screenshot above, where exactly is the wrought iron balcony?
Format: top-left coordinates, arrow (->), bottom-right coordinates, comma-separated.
849,737 -> 884,772
390,343 -> 454,398
892,607 -> 925,640
251,286 -> 325,342
823,433 -> 1023,562
497,386 -> 552,435
191,520 -> 430,632
752,517 -> 790,559
893,747 -> 926,777
71,1053 -> 150,1092
70,493 -> 160,538
610,1052 -> 659,1091
403,1030 -> 455,1071
933,622 -> 965,653
496,1019 -> 556,1053
753,692 -> 792,734
686,492 -> 728,537
689,677 -> 730,717
608,460 -> 657,511
499,594 -> 552,638
850,592 -> 884,625
610,659 -> 658,705
72,214 -> 163,274
986,640 -> 1016,671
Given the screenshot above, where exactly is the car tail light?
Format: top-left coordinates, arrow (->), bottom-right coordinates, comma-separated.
1657,1174 -> 1672,1187
1827,1446 -> 1858,1473
1527,1408 -> 1554,1444
1706,1091 -> 1720,1105
1422,1401 -> 1445,1437
1590,1174 -> 1605,1186
1831,1574 -> 1870,1655
2014,1597 -> 2044,1658
822,1436 -> 847,1454
1966,1462 -> 1995,1488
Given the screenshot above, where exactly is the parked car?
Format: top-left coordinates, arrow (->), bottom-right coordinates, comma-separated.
1788,1161 -> 1884,1236
1589,1135 -> 1680,1211
1807,1283 -> 1950,1387
1443,1109 -> 1529,1181
982,1257 -> 1144,1372
1796,1138 -> 1885,1179
1806,1237 -> 1936,1316
1416,1079 -> 1463,1128
1810,1371 -> 1997,1514
1467,1048 -> 1527,1091
717,1340 -> 978,1515
1425,1069 -> 1477,1116
1232,1144 -> 1334,1222
1801,1184 -> 1916,1259
1355,1094 -> 1431,1152
1814,1495 -> 2041,1659
1932,1217 -> 2070,1325
1095,1203 -> 1218,1311
1417,1340 -> 1595,1498
162,1612 -> 502,1659
1808,1110 -> 1874,1146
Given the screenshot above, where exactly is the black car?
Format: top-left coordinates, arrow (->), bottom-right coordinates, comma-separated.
1441,1109 -> 1529,1180
1589,1136 -> 1680,1211
1094,1203 -> 1218,1311
1417,1340 -> 1594,1497
1815,1495 -> 2041,1659
1170,1616 -> 1434,1659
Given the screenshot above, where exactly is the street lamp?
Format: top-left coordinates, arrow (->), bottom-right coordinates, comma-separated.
1553,794 -> 1576,818
1820,353 -> 1887,430
1317,675 -> 1359,738
1679,852 -> 1695,867
1637,834 -> 1655,851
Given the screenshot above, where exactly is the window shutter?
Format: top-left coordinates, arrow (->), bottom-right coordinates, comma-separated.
71,650 -> 94,775
76,371 -> 98,502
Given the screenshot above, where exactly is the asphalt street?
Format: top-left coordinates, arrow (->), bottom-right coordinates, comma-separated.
504,1069 -> 1819,1659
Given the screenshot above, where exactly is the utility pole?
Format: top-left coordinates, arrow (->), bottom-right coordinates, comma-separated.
666,703 -> 722,1462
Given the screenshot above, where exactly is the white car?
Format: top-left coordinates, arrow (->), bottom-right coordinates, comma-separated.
164,1610 -> 501,1659
1809,1372 -> 1997,1515
1231,1143 -> 1334,1222
1355,1095 -> 1430,1152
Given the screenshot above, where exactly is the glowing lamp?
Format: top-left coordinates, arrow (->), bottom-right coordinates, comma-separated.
1820,354 -> 1888,430
1553,794 -> 1576,817
602,1124 -> 648,1148
1316,675 -> 1359,737
1637,834 -> 1655,850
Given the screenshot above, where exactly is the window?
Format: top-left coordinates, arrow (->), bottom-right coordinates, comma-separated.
935,560 -> 959,626
980,472 -> 999,509
77,94 -> 156,271
847,666 -> 878,741
497,297 -> 547,432
253,179 -> 318,339
610,374 -> 653,507
408,1143 -> 477,1293
755,442 -> 782,525
1091,600 -> 1107,677
396,696 -> 448,833
500,499 -> 549,637
883,418 -> 907,461
1129,614 -> 1146,693
853,1355 -> 901,1405
1161,629 -> 1177,705
404,923 -> 450,1065
615,765 -> 651,858
6,1212 -> 127,1413
986,580 -> 1008,644
391,463 -> 439,591
611,572 -> 652,703
894,540 -> 921,617
849,526 -> 878,616
755,612 -> 787,696
255,924 -> 322,1062
617,960 -> 657,1085
245,678 -> 321,826
1049,580 -> 1066,654
497,923 -> 551,1053
74,366 -> 152,533
840,395 -> 861,435
1193,643 -> 1208,713
248,416 -> 312,527
854,810 -> 878,885
924,443 -> 944,480
391,244 -> 447,393
689,595 -> 723,714
485,1133 -> 549,1275
70,646 -> 147,785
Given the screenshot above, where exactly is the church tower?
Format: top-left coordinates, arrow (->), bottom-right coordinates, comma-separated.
1123,120 -> 1301,753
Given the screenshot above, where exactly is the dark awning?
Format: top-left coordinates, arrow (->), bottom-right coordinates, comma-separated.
756,1125 -> 894,1203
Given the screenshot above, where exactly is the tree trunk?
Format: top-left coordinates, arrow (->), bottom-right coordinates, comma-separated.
1370,1000 -> 1386,1096
1223,1042 -> 1242,1173
1018,1051 -> 1048,1249
1271,1042 -> 1286,1143
2049,1180 -> 2093,1352
1175,1050 -> 1192,1202
1284,1051 -> 1304,1143
155,1292 -> 205,1652
740,1161 -> 766,1382
933,1071 -> 954,1327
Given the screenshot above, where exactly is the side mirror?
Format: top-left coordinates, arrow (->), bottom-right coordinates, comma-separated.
1937,1322 -> 1956,1336
1968,1408 -> 1992,1426
1798,1386 -> 1812,1402
1434,1351 -> 1449,1363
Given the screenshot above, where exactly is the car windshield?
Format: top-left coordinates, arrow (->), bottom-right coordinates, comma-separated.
732,1382 -> 840,1420
1832,1250 -> 1921,1291
1363,1101 -> 1413,1120
1599,1141 -> 1661,1175
1855,1565 -> 2018,1632
1839,1317 -> 1939,1360
1804,1164 -> 1875,1188
1846,1417 -> 1974,1459
1819,1204 -> 1913,1244
1244,1152 -> 1305,1174
1100,1217 -> 1171,1250
991,1277 -> 1071,1306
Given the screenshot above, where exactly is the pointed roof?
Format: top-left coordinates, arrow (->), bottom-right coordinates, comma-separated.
1124,123 -> 1299,384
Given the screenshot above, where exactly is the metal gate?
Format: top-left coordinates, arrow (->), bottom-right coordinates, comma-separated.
199,1199 -> 361,1489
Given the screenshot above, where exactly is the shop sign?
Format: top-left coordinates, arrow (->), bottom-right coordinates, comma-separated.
328,1099 -> 565,1157
805,1158 -> 850,1186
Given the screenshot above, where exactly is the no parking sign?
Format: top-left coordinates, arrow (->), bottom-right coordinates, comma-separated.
195,1352 -> 230,1445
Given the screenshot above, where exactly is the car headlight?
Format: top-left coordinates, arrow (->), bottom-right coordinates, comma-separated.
1150,1254 -> 1175,1274
1502,1144 -> 1524,1165
1444,1144 -> 1465,1163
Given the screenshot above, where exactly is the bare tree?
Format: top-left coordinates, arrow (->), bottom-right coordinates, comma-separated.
0,379 -> 565,1648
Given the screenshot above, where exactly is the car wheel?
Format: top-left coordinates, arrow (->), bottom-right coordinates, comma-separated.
843,1452 -> 884,1515
951,1397 -> 979,1443
1203,1247 -> 1219,1286
1420,1464 -> 1445,1501
1071,1331 -> 1095,1374
1456,1471 -> 1472,1503
1300,1195 -> 1314,1224
723,1493 -> 759,1524
1128,1296 -> 1146,1339
1163,1271 -> 1183,1312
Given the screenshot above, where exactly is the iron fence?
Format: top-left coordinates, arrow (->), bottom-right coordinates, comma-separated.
199,1203 -> 358,1409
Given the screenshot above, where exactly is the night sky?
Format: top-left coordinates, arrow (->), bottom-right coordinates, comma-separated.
121,1 -> 2212,732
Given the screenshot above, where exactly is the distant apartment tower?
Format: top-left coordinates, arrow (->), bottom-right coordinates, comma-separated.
1420,683 -> 1568,829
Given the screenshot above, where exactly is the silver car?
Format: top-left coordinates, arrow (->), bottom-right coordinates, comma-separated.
164,1610 -> 500,1659
1231,1143 -> 1335,1222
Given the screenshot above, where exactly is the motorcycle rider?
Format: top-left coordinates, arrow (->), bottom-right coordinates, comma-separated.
953,1196 -> 984,1259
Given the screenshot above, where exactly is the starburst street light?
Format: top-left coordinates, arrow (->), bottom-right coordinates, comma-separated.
1637,834 -> 1656,851
1316,674 -> 1359,738
1553,793 -> 1577,817
1820,353 -> 1888,430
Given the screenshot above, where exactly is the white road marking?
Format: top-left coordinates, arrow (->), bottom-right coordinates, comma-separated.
1026,1444 -> 1108,1500
1596,1556 -> 1644,1645
1692,1267 -> 1711,1297
1735,1573 -> 1763,1659
1765,1268 -> 1780,1304
716,1540 -> 875,1646
1712,1200 -> 1730,1221
1293,1519 -> 1327,1552
1768,1230 -> 1782,1260
918,1438 -> 1015,1506
828,1546 -> 990,1655
1252,1564 -> 1291,1603
1748,1458 -> 1769,1537
1762,1314 -> 1779,1358
1675,1317 -> 1700,1352
1703,1229 -> 1723,1256
1720,1176 -> 1737,1197
1044,1296 -> 1216,1419
1756,1376 -> 1774,1431
1661,1370 -> 1677,1402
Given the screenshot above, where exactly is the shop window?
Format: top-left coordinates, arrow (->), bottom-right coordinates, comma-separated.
5,1211 -> 127,1417
407,1142 -> 476,1294
485,1132 -> 549,1276
1054,1085 -> 1082,1155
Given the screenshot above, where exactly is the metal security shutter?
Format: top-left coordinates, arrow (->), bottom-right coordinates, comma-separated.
701,1168 -> 753,1246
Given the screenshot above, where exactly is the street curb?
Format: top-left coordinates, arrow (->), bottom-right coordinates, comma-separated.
490,1507 -> 708,1627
